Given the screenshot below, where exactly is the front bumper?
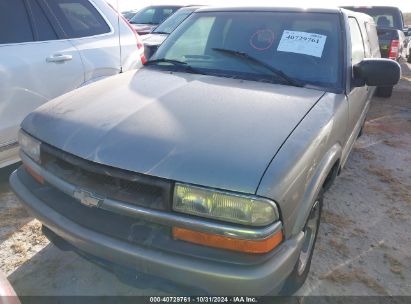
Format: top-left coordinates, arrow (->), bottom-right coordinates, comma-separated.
10,169 -> 304,295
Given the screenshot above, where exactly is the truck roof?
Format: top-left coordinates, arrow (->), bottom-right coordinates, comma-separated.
196,6 -> 342,14
342,6 -> 402,10
195,7 -> 375,23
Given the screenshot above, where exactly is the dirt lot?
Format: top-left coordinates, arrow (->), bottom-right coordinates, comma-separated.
1,62 -> 410,297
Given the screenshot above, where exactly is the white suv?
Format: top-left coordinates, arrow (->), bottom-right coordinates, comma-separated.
0,0 -> 145,168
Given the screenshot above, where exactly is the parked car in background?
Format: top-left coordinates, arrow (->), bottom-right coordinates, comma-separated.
406,28 -> 411,63
11,7 -> 400,295
142,6 -> 202,59
0,0 -> 145,169
342,6 -> 407,96
122,9 -> 138,20
129,5 -> 182,35
376,28 -> 406,60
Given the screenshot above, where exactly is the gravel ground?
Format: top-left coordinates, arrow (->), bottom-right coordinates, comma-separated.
0,62 -> 410,297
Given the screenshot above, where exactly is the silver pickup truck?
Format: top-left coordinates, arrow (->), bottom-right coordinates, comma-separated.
10,7 -> 400,295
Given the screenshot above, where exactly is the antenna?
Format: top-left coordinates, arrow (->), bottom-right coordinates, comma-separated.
116,0 -> 123,73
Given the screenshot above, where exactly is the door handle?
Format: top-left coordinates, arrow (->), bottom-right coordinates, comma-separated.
46,54 -> 73,63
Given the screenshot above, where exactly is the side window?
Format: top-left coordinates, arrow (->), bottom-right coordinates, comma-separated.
375,15 -> 394,28
44,0 -> 110,38
348,18 -> 365,65
365,22 -> 380,58
0,0 -> 34,44
360,23 -> 371,57
137,8 -> 155,24
161,8 -> 175,21
153,8 -> 176,24
165,17 -> 215,59
27,0 -> 58,41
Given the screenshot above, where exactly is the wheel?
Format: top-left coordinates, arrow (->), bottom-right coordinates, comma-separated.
280,195 -> 323,295
358,126 -> 363,138
376,86 -> 393,98
408,52 -> 411,63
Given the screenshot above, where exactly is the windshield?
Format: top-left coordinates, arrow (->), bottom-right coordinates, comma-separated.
130,6 -> 180,25
152,11 -> 343,90
122,11 -> 137,20
343,7 -> 403,30
153,9 -> 194,34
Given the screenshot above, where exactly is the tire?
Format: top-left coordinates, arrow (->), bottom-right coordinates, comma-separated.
357,119 -> 366,138
376,86 -> 393,98
280,194 -> 323,295
408,52 -> 411,63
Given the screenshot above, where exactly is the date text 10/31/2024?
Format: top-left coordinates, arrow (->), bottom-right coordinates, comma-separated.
149,297 -> 258,303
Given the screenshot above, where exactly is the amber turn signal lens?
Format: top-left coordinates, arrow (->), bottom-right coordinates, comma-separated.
24,164 -> 44,184
172,227 -> 283,254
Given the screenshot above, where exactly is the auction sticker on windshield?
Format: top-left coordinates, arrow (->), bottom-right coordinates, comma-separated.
277,30 -> 327,58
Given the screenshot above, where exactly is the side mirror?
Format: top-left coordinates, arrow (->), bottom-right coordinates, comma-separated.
353,59 -> 401,87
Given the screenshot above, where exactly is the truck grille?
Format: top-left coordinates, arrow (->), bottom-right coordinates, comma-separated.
40,144 -> 173,211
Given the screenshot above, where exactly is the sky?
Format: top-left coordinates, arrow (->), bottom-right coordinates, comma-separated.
108,0 -> 411,13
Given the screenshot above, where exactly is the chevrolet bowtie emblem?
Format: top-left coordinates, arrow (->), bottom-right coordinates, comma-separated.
73,189 -> 103,207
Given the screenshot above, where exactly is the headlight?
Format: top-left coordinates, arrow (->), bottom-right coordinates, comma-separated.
18,130 -> 41,163
173,183 -> 279,226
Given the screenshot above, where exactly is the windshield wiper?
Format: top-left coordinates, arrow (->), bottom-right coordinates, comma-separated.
212,48 -> 303,87
152,31 -> 170,35
145,58 -> 187,66
144,58 -> 204,75
130,21 -> 155,25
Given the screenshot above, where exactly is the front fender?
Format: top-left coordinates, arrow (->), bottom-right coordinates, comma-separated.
257,93 -> 348,238
289,144 -> 341,236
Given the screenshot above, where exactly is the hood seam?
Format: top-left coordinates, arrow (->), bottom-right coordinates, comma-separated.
254,91 -> 327,195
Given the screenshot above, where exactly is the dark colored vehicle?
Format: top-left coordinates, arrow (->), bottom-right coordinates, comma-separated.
122,9 -> 138,21
129,5 -> 182,35
343,6 -> 407,97
142,6 -> 202,59
376,28 -> 404,59
343,6 -> 405,29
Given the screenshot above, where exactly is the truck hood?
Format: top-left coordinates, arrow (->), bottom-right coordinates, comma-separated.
22,69 -> 324,194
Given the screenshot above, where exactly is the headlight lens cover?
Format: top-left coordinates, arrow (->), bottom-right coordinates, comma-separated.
173,183 -> 279,226
18,130 -> 41,163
